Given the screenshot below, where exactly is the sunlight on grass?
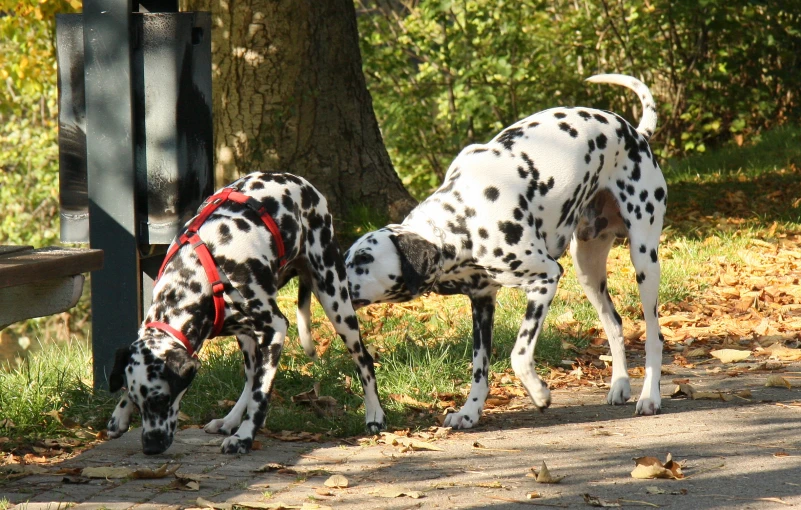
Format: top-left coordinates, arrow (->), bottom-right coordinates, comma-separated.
2,126 -> 799,444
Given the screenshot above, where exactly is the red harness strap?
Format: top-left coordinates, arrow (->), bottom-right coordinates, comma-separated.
149,186 -> 287,348
144,321 -> 196,357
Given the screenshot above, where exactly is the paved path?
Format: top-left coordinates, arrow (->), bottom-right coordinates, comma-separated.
5,363 -> 801,509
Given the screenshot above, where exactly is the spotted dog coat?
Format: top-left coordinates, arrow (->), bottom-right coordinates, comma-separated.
346,75 -> 667,429
106,172 -> 385,454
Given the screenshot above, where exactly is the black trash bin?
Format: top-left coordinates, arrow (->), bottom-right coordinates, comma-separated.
55,4 -> 213,389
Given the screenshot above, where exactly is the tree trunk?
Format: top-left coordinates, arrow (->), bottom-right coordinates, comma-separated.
181,0 -> 416,230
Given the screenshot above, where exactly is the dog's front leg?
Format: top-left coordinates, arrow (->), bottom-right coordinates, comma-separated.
106,393 -> 134,438
510,269 -> 562,411
221,310 -> 288,454
444,292 -> 497,429
205,333 -> 257,436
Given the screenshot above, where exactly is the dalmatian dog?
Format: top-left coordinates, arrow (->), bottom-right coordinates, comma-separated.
106,172 -> 385,454
346,74 -> 667,429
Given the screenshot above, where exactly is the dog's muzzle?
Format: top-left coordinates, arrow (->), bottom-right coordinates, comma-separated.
142,429 -> 172,455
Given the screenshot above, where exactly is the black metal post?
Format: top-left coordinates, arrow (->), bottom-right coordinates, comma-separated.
57,1 -> 213,389
83,0 -> 142,389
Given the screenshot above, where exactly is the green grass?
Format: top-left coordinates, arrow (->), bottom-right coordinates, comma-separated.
1,125 -> 800,445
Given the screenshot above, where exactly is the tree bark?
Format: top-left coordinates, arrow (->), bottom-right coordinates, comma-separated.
181,0 -> 416,229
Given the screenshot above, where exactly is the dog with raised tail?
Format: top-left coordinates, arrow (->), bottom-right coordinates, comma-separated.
345,74 -> 666,429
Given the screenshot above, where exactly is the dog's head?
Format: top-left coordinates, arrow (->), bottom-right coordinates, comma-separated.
345,226 -> 441,308
108,334 -> 200,455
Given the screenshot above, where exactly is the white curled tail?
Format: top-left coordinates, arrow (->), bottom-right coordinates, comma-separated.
586,74 -> 657,139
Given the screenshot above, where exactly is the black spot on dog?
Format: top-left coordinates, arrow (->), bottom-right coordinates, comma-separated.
484,187 -> 500,202
498,221 -> 523,245
558,122 -> 578,138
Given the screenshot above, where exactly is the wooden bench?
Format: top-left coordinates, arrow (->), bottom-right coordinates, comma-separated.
0,246 -> 104,330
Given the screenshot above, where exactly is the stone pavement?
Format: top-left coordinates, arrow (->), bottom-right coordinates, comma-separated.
4,363 -> 801,509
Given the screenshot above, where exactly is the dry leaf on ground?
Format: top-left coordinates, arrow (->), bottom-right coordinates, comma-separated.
132,463 -> 180,479
765,375 -> 793,389
323,474 -> 348,488
631,453 -> 684,480
527,461 -> 565,483
81,466 -> 133,479
710,349 -> 751,364
370,487 -> 425,499
388,393 -> 432,409
583,493 -> 621,507
379,432 -> 444,452
756,343 -> 801,361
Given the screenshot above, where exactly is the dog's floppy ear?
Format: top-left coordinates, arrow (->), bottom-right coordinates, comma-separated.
165,349 -> 201,393
389,232 -> 440,296
108,346 -> 132,392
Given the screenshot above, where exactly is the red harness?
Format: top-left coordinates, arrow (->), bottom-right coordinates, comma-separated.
145,186 -> 286,356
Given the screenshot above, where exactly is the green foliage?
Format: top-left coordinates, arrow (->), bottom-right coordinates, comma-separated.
0,0 -> 80,246
358,0 -> 801,197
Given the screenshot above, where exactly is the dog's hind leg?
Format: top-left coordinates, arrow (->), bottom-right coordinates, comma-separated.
204,332 -> 258,436
628,220 -> 664,416
296,280 -> 318,361
443,291 -> 497,429
313,278 -> 386,434
570,233 -> 631,405
510,260 -> 563,412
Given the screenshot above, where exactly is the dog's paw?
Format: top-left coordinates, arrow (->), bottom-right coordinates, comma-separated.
635,398 -> 661,415
366,420 -> 385,435
204,418 -> 238,436
443,410 -> 480,429
636,396 -> 661,416
606,377 -> 631,405
106,417 -> 128,439
220,435 -> 252,454
523,380 -> 551,410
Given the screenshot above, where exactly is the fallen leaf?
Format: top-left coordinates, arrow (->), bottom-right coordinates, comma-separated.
756,342 -> 801,361
379,432 -> 444,452
765,375 -> 792,389
371,487 -> 425,499
531,461 -> 565,483
671,383 -> 696,398
645,486 -> 666,494
81,466 -> 133,479
692,391 -> 727,401
323,474 -> 348,488
388,393 -> 432,409
196,499 -> 231,510
315,487 -> 334,496
132,463 -> 180,479
583,493 -> 621,507
631,453 -> 684,480
710,349 -> 751,364
253,463 -> 291,473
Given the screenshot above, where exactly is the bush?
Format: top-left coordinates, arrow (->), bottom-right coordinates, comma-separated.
358,0 -> 801,197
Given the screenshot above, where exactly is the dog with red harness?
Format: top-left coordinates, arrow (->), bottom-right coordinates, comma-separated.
106,172 -> 385,454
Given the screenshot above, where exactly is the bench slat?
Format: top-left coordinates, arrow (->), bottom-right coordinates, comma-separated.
0,246 -> 104,289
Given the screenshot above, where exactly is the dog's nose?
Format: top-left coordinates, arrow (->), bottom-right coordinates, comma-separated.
142,430 -> 171,455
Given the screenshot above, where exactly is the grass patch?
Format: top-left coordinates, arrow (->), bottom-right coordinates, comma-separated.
2,125 -> 800,448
